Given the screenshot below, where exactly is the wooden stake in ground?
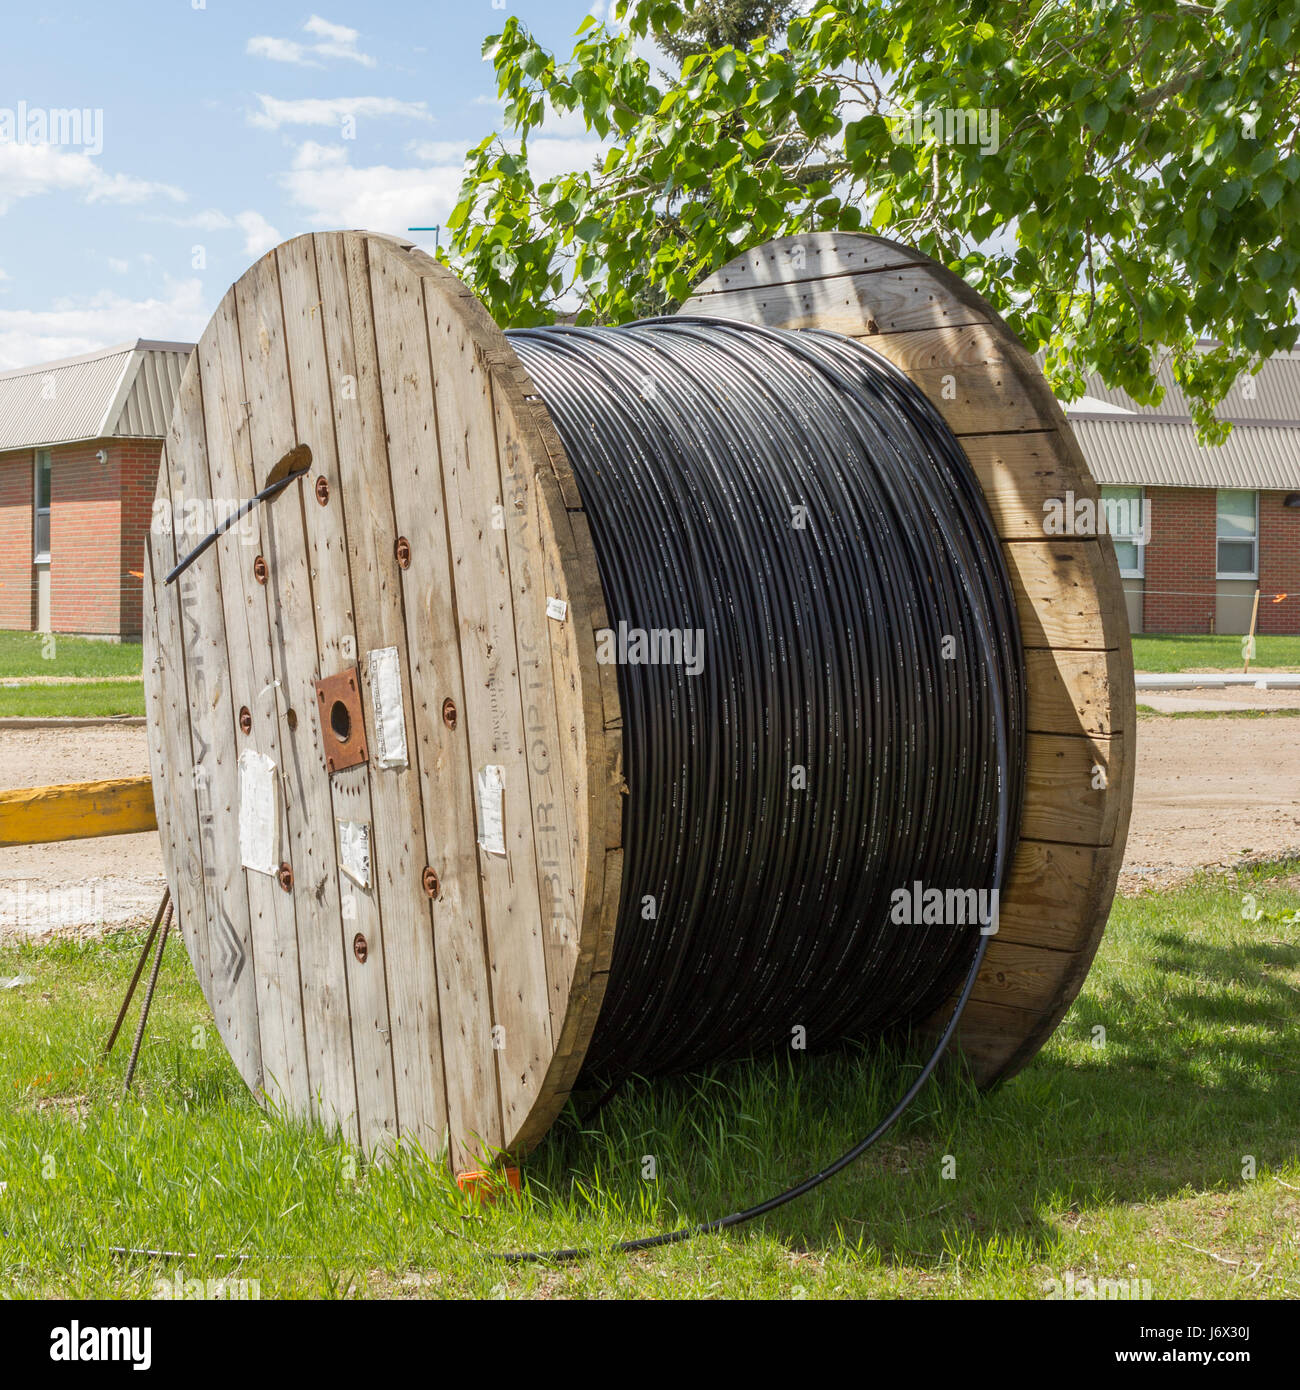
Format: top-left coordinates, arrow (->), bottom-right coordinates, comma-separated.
1243,588 -> 1262,673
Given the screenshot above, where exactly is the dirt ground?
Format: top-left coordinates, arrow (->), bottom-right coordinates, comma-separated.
1119,714 -> 1300,892
2,715 -> 1299,934
0,726 -> 164,935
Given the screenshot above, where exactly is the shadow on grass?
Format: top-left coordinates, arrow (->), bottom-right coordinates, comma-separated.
517,897 -> 1300,1269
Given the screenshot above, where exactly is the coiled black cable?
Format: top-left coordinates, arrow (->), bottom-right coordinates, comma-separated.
498,317 -> 1025,1259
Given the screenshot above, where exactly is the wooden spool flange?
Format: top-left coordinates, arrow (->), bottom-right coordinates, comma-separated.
144,229 -> 1133,1167
683,232 -> 1136,1082
144,231 -> 623,1167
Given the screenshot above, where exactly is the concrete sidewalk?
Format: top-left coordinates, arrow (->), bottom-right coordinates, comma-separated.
1136,671 -> 1300,690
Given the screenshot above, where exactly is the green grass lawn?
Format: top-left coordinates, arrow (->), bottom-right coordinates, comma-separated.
1,863 -> 1298,1298
0,681 -> 145,719
0,630 -> 142,679
1133,633 -> 1300,673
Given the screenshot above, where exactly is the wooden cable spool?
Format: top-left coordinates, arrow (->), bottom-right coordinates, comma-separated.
143,229 -> 1134,1171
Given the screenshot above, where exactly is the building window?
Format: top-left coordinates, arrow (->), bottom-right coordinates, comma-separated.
1216,489 -> 1258,579
34,450 -> 51,562
1101,485 -> 1146,578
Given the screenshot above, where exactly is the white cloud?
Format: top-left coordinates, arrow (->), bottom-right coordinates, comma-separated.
518,136 -> 607,182
248,94 -> 430,131
423,132 -> 606,185
277,121 -> 607,242
0,142 -> 184,215
303,16 -> 357,43
404,139 -> 475,165
144,205 -> 283,254
106,257 -> 129,274
235,209 -> 282,256
0,277 -> 208,371
303,15 -> 372,63
280,141 -> 462,233
247,36 -> 320,68
247,14 -> 376,69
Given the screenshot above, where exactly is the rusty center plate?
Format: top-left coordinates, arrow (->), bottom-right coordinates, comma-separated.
315,667 -> 368,773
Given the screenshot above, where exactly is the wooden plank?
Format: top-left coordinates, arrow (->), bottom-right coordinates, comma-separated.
363,236 -> 502,1167
421,266 -> 555,1144
281,233 -> 398,1154
0,776 -> 157,846
319,231 -> 454,1157
861,321 -> 1014,370
947,998 -> 1053,1080
485,372 -> 583,1037
857,324 -> 1043,435
960,431 -> 1100,542
1024,648 -> 1123,737
143,483 -> 213,1002
156,401 -> 263,1092
234,244 -> 361,1145
517,450 -> 624,1138
994,840 -> 1120,950
1002,541 -> 1113,650
684,231 -> 926,295
197,290 -> 310,1114
686,263 -> 986,336
1021,731 -> 1122,846
970,939 -> 1088,1011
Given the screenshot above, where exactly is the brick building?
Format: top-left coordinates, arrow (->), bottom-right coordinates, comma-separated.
0,341 -> 191,640
0,334 -> 1296,640
1068,349 -> 1300,635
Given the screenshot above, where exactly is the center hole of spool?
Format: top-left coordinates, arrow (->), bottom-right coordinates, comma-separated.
330,700 -> 352,744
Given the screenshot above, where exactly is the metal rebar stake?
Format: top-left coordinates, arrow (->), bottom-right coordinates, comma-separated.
105,887 -> 169,1056
122,897 -> 173,1096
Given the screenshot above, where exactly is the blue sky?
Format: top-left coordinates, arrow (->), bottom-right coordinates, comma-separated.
0,1 -> 602,369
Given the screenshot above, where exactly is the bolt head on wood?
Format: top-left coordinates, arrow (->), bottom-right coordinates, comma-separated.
352,933 -> 368,964
238,706 -> 252,735
252,555 -> 268,585
314,475 -> 330,506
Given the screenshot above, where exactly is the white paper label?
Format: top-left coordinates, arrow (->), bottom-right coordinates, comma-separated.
476,764 -> 507,856
338,820 -> 371,888
367,645 -> 408,769
546,596 -> 568,622
238,750 -> 278,877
